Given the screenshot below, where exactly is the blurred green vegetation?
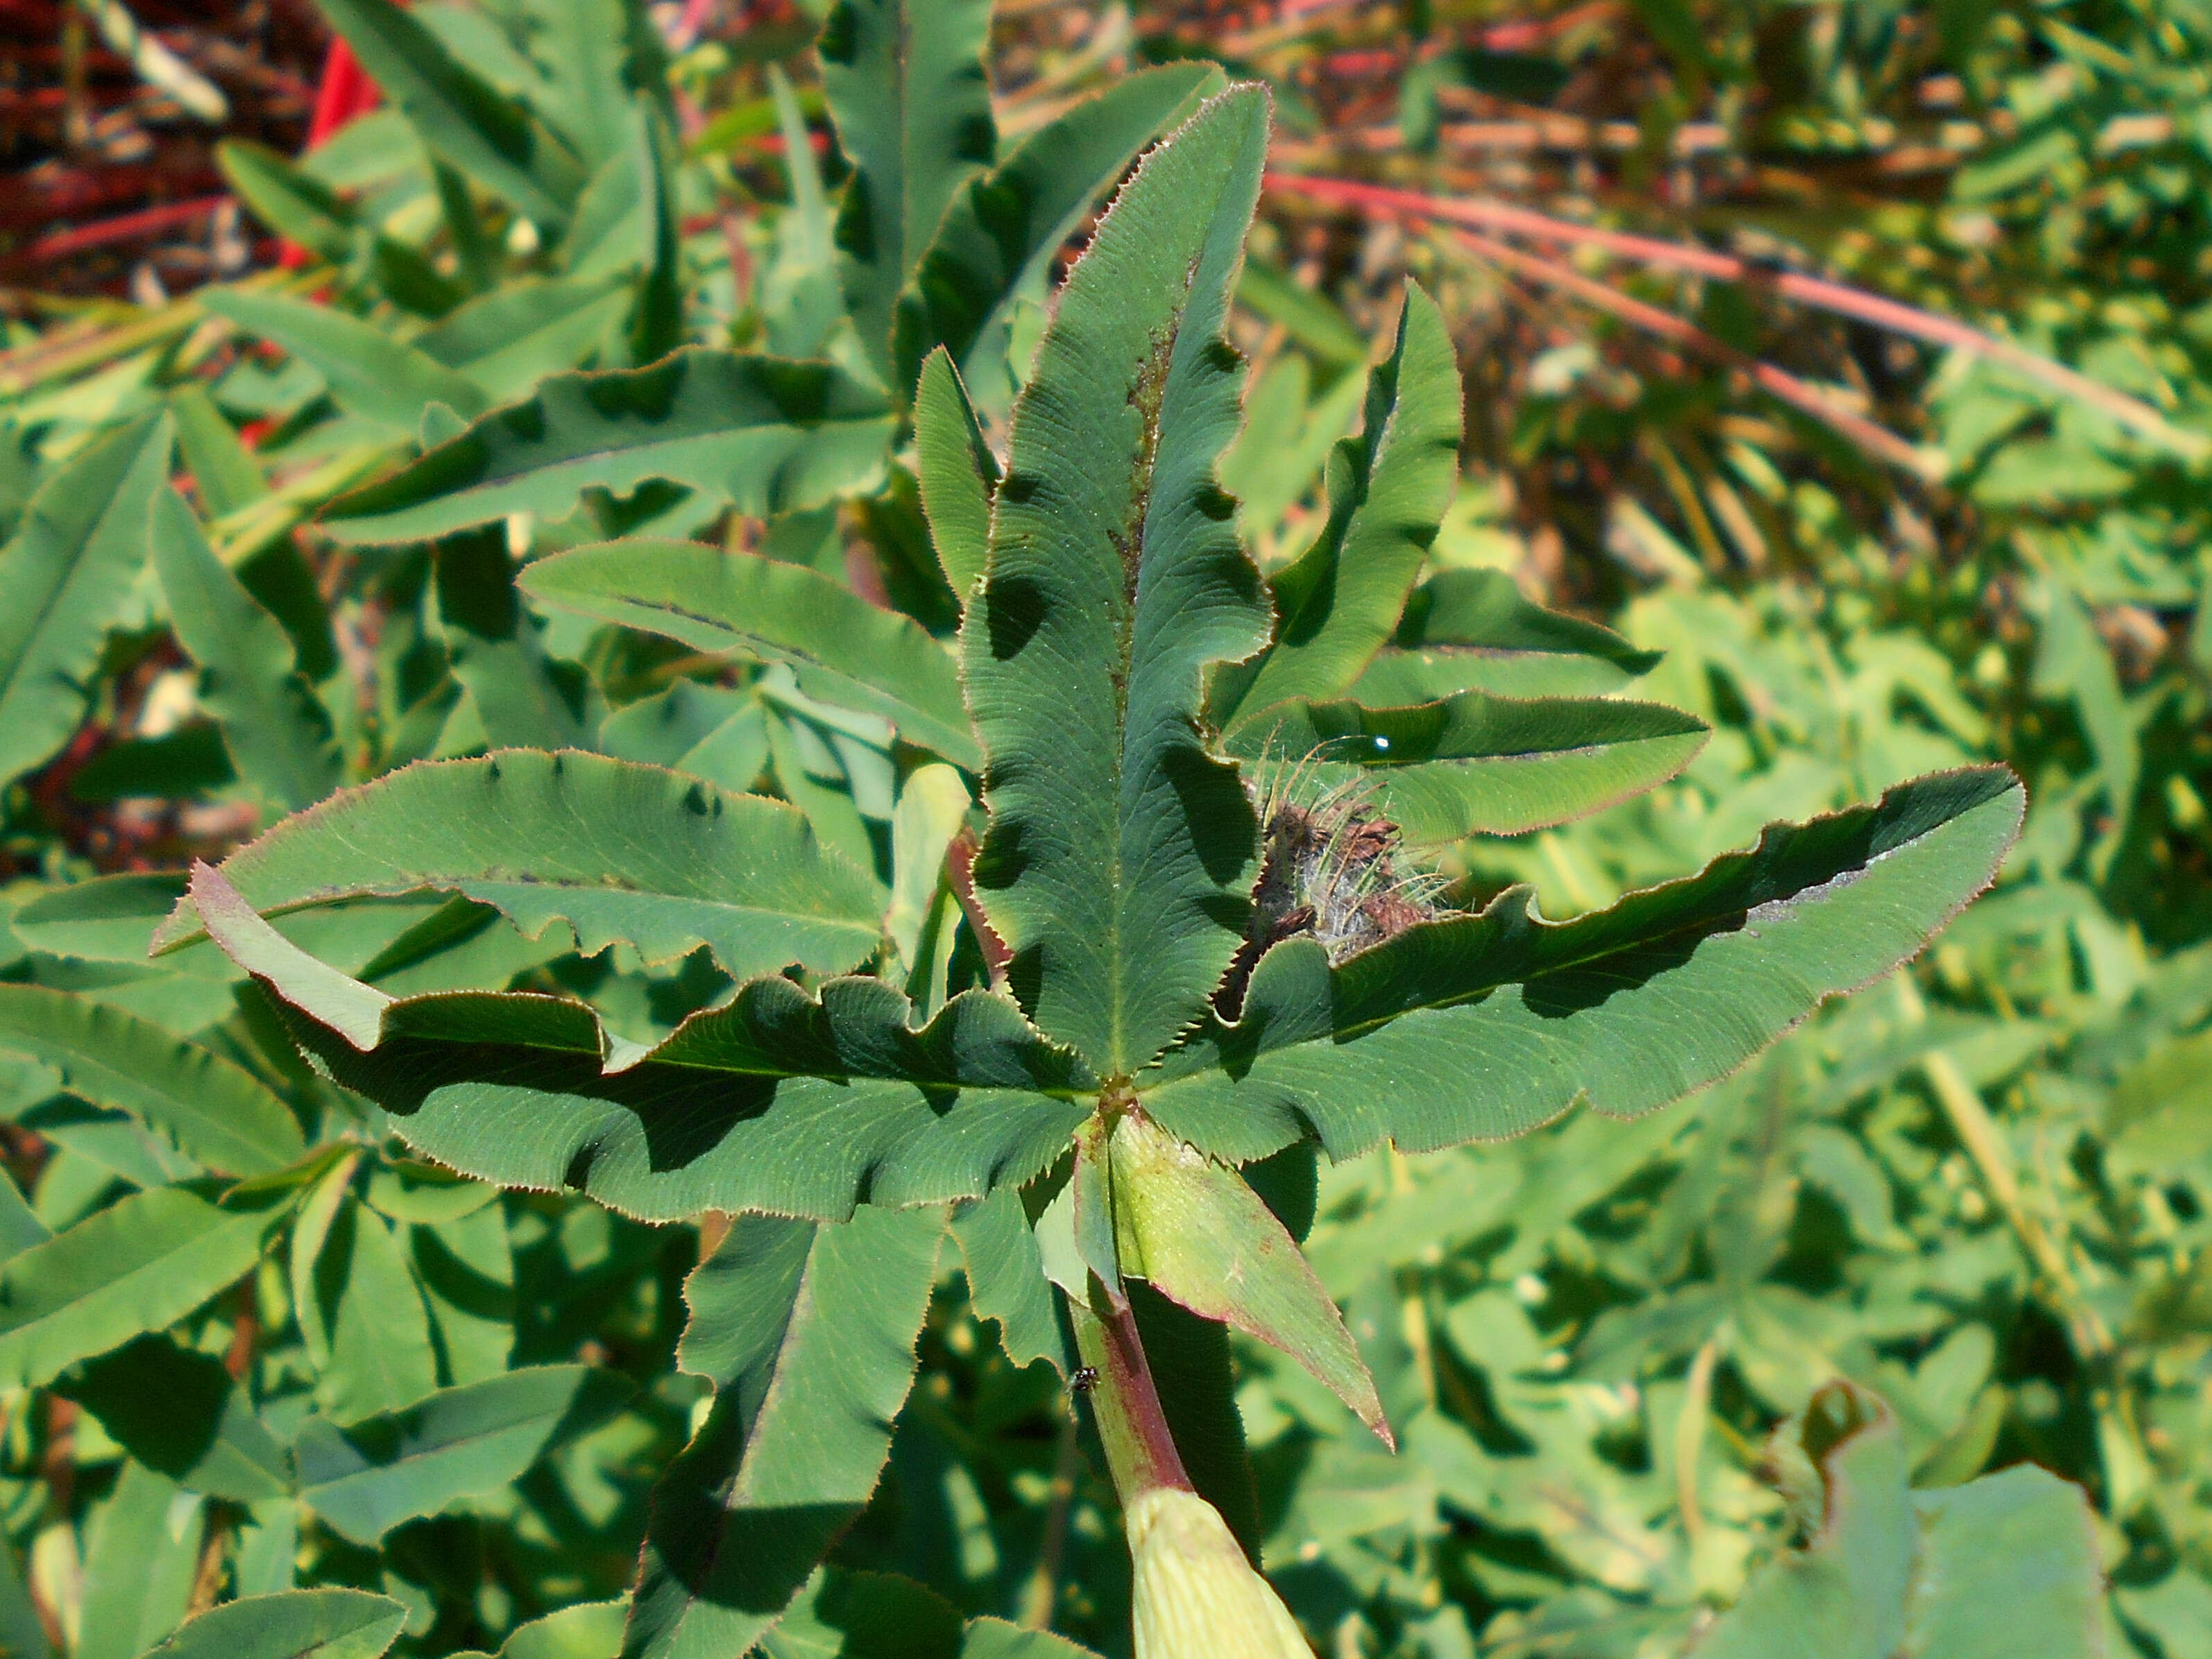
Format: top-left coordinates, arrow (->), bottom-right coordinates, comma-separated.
0,0 -> 2206,1654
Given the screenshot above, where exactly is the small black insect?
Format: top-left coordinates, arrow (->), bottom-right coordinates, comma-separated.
1069,1366 -> 1100,1394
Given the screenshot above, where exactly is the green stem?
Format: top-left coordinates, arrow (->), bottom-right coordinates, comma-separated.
1068,1282 -> 1192,1504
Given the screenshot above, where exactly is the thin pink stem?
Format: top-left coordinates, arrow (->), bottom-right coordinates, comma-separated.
1267,172 -> 2211,461
1444,223 -> 1935,475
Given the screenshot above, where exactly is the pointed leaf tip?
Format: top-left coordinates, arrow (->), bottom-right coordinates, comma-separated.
1111,1112 -> 1390,1446
190,860 -> 393,1050
960,78 -> 1275,1073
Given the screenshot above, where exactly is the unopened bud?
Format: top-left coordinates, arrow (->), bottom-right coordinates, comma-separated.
1126,1488 -> 1311,1659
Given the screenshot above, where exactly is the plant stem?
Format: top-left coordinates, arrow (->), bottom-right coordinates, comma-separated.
1069,1282 -> 1193,1505
1016,1409 -> 1081,1629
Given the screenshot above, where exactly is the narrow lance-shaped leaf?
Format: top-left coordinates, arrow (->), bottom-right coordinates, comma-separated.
142,1590 -> 409,1659
216,138 -> 357,266
819,0 -> 996,380
192,864 -> 1089,1223
77,1460 -> 203,1659
413,273 -> 634,406
0,984 -> 305,1175
521,539 -> 980,767
316,1198 -> 439,1422
1141,766 -> 2027,1165
894,64 -> 1227,410
1354,566 -> 1662,702
198,289 -> 491,434
627,1204 -> 947,1659
320,349 -> 895,546
316,0 -> 584,229
0,410 -> 173,789
155,751 -> 885,984
0,1185 -> 273,1389
170,382 -> 270,518
1109,1109 -> 1388,1444
913,346 -> 996,600
952,1186 -> 1066,1375
526,0 -> 670,176
153,487 -> 343,813
963,87 -> 1275,1075
1215,282 -> 1463,729
294,1365 -> 634,1544
1227,689 -> 1708,842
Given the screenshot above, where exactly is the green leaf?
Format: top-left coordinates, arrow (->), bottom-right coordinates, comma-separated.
171,382 -> 269,517
218,138 -> 356,265
434,531 -> 597,751
1217,354 -> 1364,550
1141,767 -> 2026,1164
153,488 -> 342,813
190,866 -> 393,1050
1234,257 -> 1370,369
198,289 -> 492,434
758,1569 -> 962,1659
0,1537 -> 47,1659
912,347 -> 996,599
13,874 -> 190,963
0,1186 -> 271,1388
962,87 -> 1274,1075
159,752 -> 884,984
526,0 -> 669,175
144,1591 -> 409,1659
58,1333 -> 293,1501
819,0 -> 996,380
315,0 -> 584,228
1905,1467 -> 2104,1656
320,349 -> 894,546
77,1461 -> 203,1659
951,1185 -> 1066,1374
0,984 -> 305,1175
291,1152 -> 360,1369
1226,690 -> 1710,842
454,1601 -> 626,1659
1363,567 -> 1662,699
521,539 -> 979,767
318,1197 -> 441,1422
960,1619 -> 1103,1658
0,1169 -> 47,1267
1695,1381 -> 2100,1657
1216,283 -> 1463,725
894,64 -> 1225,410
1111,1109 -> 1387,1443
414,273 -> 633,405
629,1205 -> 946,1658
295,1364 -> 633,1544
208,903 -> 1088,1221
0,411 -> 173,789
407,1202 -> 516,1386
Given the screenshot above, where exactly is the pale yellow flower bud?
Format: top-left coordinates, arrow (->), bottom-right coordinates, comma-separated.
1125,1488 -> 1313,1659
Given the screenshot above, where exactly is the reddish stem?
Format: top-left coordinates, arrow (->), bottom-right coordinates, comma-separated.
1442,223 -> 1933,474
1267,172 -> 2210,459
1071,1288 -> 1192,1502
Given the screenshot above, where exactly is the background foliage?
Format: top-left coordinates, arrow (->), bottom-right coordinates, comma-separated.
0,0 -> 2206,1654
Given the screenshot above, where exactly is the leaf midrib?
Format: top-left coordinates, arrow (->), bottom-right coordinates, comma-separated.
1141,788 -> 2010,1081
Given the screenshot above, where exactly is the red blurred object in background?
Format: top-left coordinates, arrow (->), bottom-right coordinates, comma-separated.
278,35 -> 384,266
